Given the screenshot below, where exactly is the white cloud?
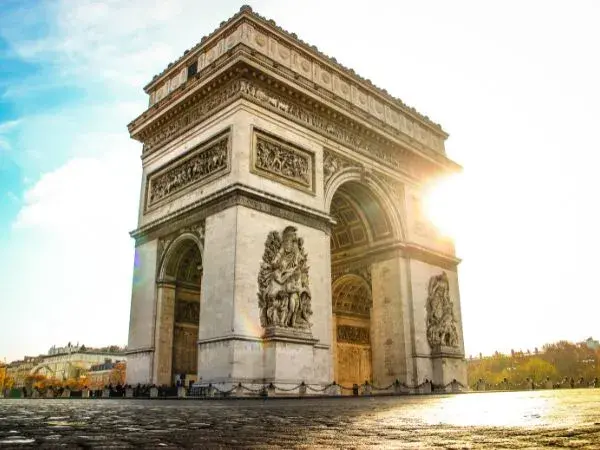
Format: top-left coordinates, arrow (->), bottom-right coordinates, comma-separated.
0,120 -> 21,150
0,120 -> 21,133
2,134 -> 141,359
4,0 -> 248,88
14,134 -> 140,233
1,0 -> 599,362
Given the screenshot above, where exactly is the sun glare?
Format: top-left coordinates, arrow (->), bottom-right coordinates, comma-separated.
422,174 -> 463,239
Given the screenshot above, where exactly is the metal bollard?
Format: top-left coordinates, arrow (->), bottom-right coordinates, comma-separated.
177,386 -> 187,398
299,383 -> 307,397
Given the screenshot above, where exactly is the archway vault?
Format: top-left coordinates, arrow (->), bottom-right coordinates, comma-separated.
158,232 -> 204,282
326,170 -> 406,246
155,233 -> 203,386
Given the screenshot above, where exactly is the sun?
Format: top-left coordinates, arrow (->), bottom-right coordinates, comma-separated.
421,174 -> 463,239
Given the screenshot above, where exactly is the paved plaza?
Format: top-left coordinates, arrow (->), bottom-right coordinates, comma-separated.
1,390 -> 599,448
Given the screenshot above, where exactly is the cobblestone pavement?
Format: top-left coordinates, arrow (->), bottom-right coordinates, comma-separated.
1,390 -> 599,448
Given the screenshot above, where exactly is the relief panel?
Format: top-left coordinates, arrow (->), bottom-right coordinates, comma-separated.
251,129 -> 315,194
145,129 -> 231,211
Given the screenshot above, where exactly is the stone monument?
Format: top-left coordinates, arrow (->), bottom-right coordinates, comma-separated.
125,6 -> 467,392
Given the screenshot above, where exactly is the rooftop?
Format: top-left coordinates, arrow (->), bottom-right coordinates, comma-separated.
144,5 -> 444,133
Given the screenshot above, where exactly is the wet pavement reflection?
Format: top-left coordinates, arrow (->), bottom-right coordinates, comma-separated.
1,390 -> 599,448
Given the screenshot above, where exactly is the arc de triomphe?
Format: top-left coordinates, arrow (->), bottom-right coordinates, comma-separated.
125,6 -> 467,392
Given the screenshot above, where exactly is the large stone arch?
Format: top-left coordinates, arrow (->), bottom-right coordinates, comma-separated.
325,168 -> 406,243
154,231 -> 204,387
329,177 -> 404,390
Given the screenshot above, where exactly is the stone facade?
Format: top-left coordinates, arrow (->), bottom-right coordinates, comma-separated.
126,6 -> 466,391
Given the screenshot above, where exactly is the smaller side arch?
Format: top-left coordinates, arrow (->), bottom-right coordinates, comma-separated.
332,274 -> 373,317
157,232 -> 204,282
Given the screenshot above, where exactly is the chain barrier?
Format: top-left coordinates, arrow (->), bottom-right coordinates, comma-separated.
371,383 -> 395,391
211,385 -> 237,395
240,384 -> 267,393
305,384 -> 331,393
31,377 -> 594,400
273,383 -> 304,392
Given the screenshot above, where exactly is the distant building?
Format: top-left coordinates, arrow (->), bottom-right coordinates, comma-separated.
31,348 -> 126,382
583,337 -> 599,350
6,343 -> 126,387
6,356 -> 43,388
87,359 -> 127,388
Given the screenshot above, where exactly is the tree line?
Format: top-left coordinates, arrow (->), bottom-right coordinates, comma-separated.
468,340 -> 600,387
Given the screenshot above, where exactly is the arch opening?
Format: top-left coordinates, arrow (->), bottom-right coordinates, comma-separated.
160,238 -> 202,387
330,181 -> 393,391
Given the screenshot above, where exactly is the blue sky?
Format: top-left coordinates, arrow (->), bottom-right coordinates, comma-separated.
1,0 -> 599,362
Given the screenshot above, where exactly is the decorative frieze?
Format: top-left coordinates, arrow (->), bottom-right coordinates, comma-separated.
145,11 -> 447,154
142,80 -> 241,153
257,226 -> 313,331
426,272 -> 459,349
252,130 -> 315,193
138,75 -> 441,181
146,131 -> 230,209
337,325 -> 370,345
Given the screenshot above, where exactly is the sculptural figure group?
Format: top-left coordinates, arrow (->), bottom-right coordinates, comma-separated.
258,226 -> 313,330
426,272 -> 459,348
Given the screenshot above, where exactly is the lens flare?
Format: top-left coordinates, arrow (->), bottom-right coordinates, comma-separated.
422,174 -> 463,239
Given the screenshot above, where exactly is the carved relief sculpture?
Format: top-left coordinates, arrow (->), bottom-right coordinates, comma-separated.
323,150 -> 359,186
252,130 -> 314,193
257,226 -> 312,330
146,132 -> 230,208
426,272 -> 459,349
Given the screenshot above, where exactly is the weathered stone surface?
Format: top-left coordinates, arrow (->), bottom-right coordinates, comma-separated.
126,9 -> 466,390
2,392 -> 600,448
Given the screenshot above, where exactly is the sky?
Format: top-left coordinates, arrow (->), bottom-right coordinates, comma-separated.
0,0 -> 598,362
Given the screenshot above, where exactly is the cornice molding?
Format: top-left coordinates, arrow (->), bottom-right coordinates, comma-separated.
130,63 -> 459,184
130,183 -> 334,245
331,239 -> 460,272
142,6 -> 446,142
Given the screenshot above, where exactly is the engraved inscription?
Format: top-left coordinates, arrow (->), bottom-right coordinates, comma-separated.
253,131 -> 314,193
175,300 -> 200,325
337,325 -> 370,345
147,132 -> 229,208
